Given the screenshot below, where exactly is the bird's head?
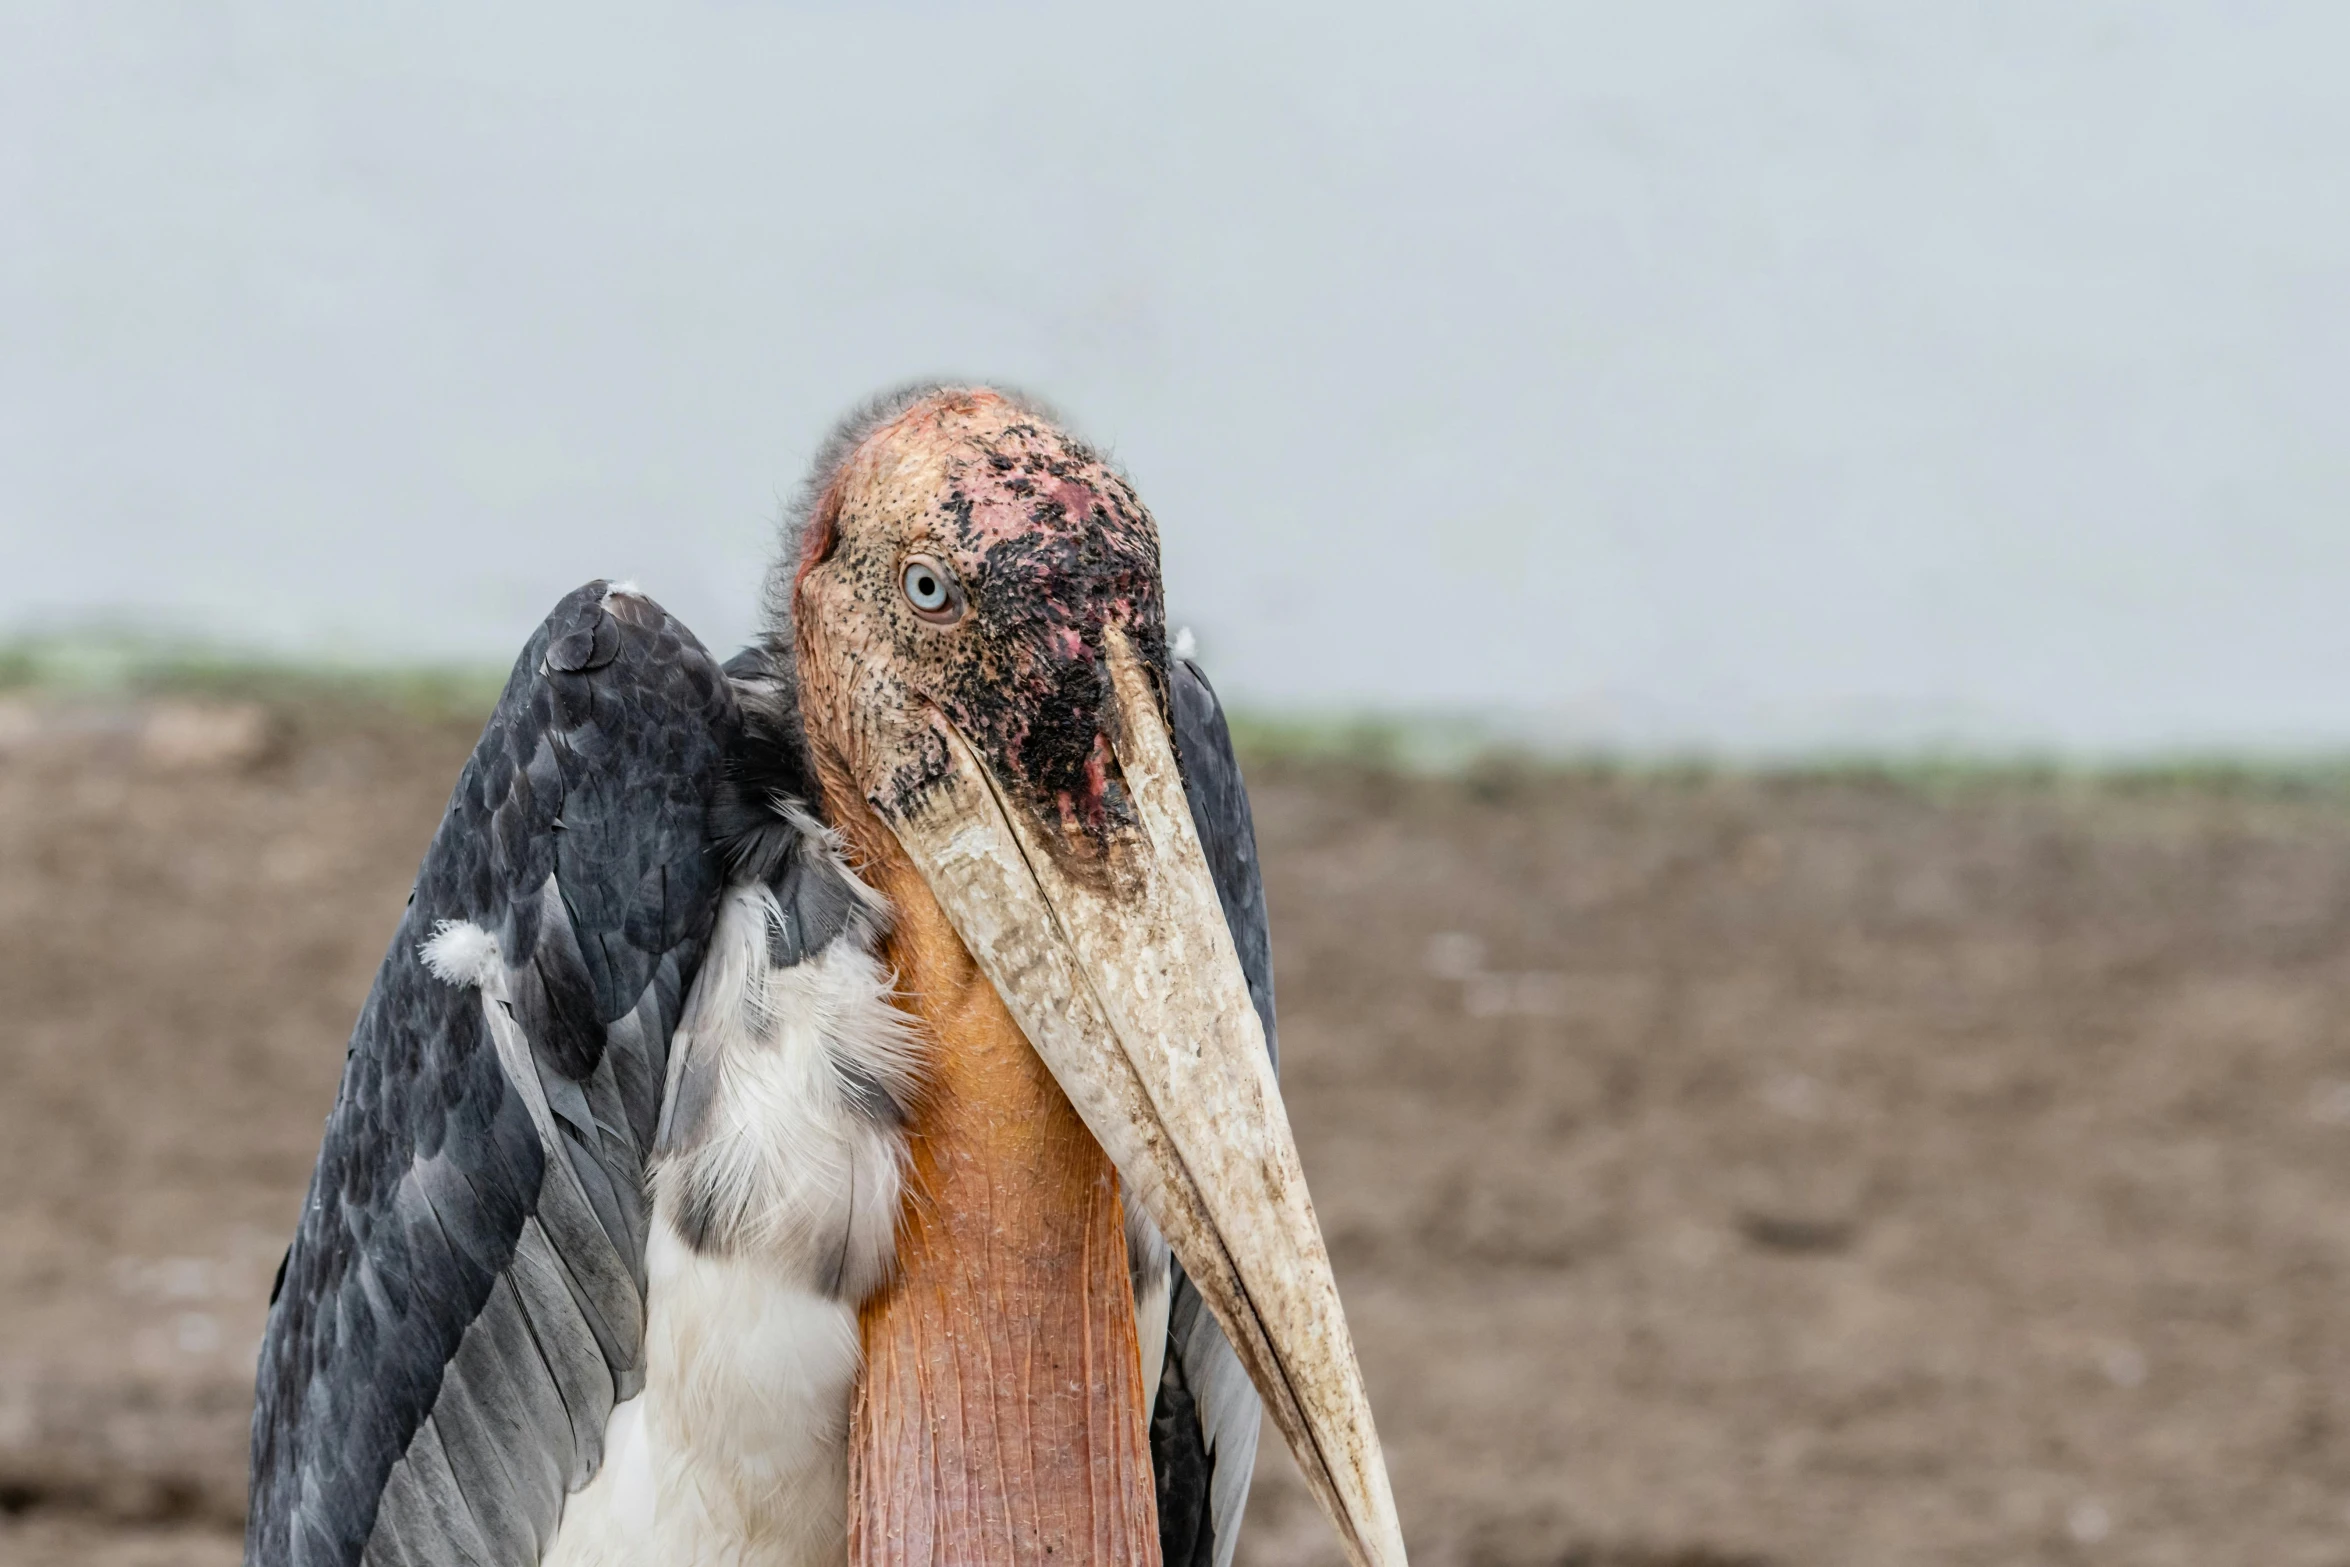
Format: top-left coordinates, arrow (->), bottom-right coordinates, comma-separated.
786,386 -> 1405,1567
791,388 -> 1168,881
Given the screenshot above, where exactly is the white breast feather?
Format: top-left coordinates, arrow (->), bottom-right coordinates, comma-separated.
544,867 -> 1182,1564
546,881 -> 917,1567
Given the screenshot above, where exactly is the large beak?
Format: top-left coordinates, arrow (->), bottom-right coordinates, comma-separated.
868,628 -> 1408,1567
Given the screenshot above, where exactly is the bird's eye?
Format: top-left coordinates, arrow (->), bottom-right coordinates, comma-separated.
901,555 -> 963,624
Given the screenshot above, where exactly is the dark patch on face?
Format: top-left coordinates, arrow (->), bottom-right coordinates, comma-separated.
806,399 -> 1176,871
879,724 -> 953,818
908,425 -> 1169,865
962,562 -> 1161,856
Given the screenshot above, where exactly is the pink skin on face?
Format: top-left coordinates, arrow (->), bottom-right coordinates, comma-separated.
802,391 -> 1165,852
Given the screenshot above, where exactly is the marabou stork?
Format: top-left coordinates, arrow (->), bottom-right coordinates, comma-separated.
246,387 -> 1406,1567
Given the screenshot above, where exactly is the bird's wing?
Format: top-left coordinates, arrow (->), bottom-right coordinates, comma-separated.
1153,656 -> 1276,1567
247,583 -> 736,1567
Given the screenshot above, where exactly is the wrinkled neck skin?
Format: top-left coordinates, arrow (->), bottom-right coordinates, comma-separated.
824,783 -> 1158,1567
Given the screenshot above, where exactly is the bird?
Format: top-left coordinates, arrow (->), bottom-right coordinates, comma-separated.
245,385 -> 1406,1567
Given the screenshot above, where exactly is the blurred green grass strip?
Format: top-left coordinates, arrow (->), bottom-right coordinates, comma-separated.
0,631 -> 505,722
1226,710 -> 2350,801
9,636 -> 2349,800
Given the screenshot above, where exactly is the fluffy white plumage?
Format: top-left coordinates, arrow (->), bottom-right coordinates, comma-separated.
655,884 -> 922,1295
546,879 -> 918,1565
547,1236 -> 861,1567
420,918 -> 502,989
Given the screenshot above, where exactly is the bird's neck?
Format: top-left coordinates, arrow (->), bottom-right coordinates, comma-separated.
815,770 -> 1162,1567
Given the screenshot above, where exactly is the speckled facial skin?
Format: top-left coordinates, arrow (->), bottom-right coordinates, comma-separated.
794,390 -> 1171,873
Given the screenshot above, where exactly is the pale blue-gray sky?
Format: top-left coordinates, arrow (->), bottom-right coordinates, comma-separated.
4,2 -> 2344,752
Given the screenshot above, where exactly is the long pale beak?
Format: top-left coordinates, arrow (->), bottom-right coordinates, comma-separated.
870,629 -> 1408,1567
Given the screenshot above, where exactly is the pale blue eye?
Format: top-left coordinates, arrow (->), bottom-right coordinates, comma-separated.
902,557 -> 959,619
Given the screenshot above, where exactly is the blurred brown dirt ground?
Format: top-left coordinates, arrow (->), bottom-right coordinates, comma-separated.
8,697 -> 2350,1567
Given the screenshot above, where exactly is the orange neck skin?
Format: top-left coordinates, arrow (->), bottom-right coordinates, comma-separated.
835,792 -> 1161,1567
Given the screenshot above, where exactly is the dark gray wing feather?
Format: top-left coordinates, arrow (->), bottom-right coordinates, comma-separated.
1154,656 -> 1276,1567
247,583 -> 735,1567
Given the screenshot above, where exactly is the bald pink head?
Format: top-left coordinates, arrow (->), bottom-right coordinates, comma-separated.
790,388 -> 1169,862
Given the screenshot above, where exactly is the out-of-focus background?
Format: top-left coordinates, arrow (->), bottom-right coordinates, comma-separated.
5,4 -> 2350,1565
